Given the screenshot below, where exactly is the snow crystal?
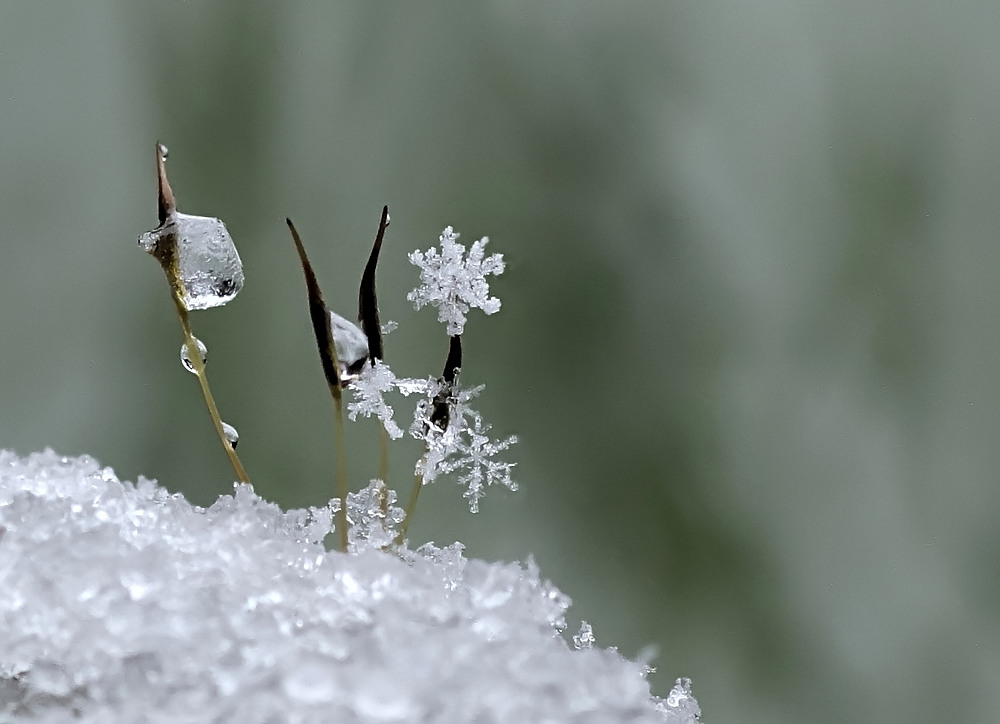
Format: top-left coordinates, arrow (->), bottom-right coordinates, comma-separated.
346,359 -> 406,439
344,479 -> 404,553
346,363 -> 517,514
407,226 -> 505,336
574,620 -> 596,651
0,450 -> 698,723
411,376 -> 518,513
653,678 -> 703,724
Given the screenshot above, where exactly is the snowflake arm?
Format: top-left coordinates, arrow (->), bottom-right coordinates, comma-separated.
438,413 -> 518,513
346,359 -> 404,439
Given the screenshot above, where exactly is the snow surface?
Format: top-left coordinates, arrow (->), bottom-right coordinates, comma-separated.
0,449 -> 700,723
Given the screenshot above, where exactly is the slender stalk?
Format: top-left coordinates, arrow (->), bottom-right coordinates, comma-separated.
377,423 -> 389,516
395,459 -> 426,545
170,290 -> 249,484
395,336 -> 461,543
287,218 -> 353,552
146,141 -> 248,485
330,388 -> 349,551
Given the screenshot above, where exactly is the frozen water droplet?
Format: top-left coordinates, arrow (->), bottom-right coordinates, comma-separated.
173,213 -> 244,310
329,310 -> 369,382
180,337 -> 208,374
222,422 -> 239,448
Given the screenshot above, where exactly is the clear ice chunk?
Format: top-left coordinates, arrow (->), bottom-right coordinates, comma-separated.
180,336 -> 208,374
138,144 -> 244,312
171,213 -> 244,310
139,213 -> 244,310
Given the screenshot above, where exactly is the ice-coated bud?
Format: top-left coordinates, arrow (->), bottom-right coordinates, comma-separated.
138,142 -> 244,311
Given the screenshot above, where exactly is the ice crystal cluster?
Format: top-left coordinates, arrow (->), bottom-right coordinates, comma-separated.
406,227 -> 504,336
345,227 -> 518,512
348,364 -> 518,513
0,450 -> 700,723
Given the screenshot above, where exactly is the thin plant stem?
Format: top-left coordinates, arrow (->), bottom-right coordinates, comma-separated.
395,459 -> 426,546
170,291 -> 249,484
377,423 -> 389,516
330,388 -> 349,552
287,218 -> 352,553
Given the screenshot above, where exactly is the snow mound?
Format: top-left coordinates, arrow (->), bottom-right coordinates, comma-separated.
0,449 -> 699,723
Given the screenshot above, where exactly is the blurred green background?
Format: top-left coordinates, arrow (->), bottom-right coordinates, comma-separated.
2,2 -> 999,721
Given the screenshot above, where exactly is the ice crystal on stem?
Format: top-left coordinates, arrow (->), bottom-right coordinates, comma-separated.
410,374 -> 518,512
345,479 -> 404,553
137,142 -> 249,484
346,359 -> 406,439
138,143 -> 244,312
407,227 -> 505,336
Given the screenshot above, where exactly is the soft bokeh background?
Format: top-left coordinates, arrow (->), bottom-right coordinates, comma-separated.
2,3 -> 998,722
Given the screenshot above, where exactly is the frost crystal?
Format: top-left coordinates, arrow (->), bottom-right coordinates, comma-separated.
411,376 -> 518,513
345,480 -> 404,553
438,413 -> 518,513
0,450 -> 697,723
346,359 -> 405,439
346,361 -> 433,440
407,226 -> 505,336
574,620 -> 596,650
652,678 -> 703,723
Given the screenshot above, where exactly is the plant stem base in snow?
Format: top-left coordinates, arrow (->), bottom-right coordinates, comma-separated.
0,450 -> 701,724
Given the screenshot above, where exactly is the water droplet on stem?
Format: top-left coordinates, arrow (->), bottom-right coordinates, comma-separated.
222,422 -> 239,448
180,337 -> 208,374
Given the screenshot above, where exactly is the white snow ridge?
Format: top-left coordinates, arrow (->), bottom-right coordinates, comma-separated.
0,449 -> 700,723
